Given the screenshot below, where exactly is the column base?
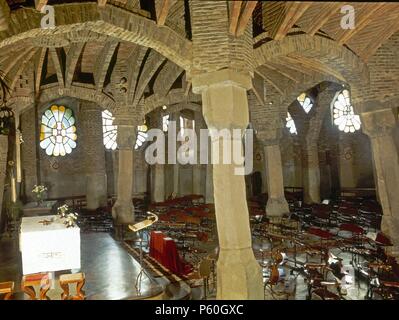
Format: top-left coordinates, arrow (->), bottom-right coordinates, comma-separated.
216,247 -> 263,300
266,198 -> 289,217
112,201 -> 135,224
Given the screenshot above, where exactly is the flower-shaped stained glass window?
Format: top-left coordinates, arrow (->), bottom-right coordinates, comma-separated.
135,124 -> 148,150
40,105 -> 77,156
102,110 -> 117,150
297,93 -> 313,113
333,89 -> 361,133
286,112 -> 297,135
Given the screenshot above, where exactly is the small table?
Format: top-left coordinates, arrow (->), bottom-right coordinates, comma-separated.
21,273 -> 51,300
0,282 -> 14,300
59,273 -> 85,300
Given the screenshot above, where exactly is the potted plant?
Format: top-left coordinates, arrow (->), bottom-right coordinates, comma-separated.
32,185 -> 48,207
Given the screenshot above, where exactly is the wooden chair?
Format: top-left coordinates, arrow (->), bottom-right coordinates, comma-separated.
198,259 -> 213,300
0,281 -> 14,300
21,273 -> 51,300
59,273 -> 86,300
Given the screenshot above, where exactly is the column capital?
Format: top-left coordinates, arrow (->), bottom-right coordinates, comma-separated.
361,109 -> 396,138
117,125 -> 136,150
257,129 -> 282,146
191,69 -> 252,94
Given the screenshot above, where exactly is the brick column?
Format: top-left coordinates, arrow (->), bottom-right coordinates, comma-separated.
112,115 -> 136,224
80,102 -> 107,210
362,109 -> 399,258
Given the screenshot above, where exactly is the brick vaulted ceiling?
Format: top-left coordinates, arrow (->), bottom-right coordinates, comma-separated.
0,1 -> 399,111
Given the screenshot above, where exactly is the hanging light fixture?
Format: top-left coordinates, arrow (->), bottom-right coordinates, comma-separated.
0,105 -> 14,135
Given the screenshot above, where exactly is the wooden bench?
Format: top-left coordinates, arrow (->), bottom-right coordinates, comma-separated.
59,273 -> 85,300
0,281 -> 14,300
21,273 -> 51,300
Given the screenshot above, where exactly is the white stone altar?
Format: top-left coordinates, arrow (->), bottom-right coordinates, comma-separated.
20,215 -> 81,275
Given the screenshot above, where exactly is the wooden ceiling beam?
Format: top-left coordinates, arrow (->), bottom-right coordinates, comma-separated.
0,0 -> 10,31
362,18 -> 399,61
35,0 -> 48,11
337,3 -> 385,45
156,0 -> 173,26
272,2 -> 312,40
229,1 -> 242,35
304,3 -> 342,36
235,1 -> 257,37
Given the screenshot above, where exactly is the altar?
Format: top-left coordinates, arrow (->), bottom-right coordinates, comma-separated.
20,215 -> 81,275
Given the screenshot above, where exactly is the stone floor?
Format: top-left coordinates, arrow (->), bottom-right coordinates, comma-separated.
0,232 -> 167,300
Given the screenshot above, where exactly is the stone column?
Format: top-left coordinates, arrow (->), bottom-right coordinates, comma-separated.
260,134 -> 289,217
80,102 -> 107,210
362,109 -> 399,258
192,70 -> 263,300
205,163 -> 214,203
112,116 -> 136,224
171,112 -> 180,196
192,111 -> 204,195
0,135 -> 8,229
152,164 -> 165,202
302,145 -> 321,203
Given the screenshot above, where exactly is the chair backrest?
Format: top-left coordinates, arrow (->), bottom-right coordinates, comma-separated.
198,259 -> 212,278
312,204 -> 331,219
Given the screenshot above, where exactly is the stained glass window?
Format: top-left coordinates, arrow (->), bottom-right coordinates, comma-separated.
102,110 -> 117,150
135,124 -> 148,150
286,112 -> 297,135
162,114 -> 169,132
297,93 -> 313,113
40,105 -> 77,156
332,89 -> 361,133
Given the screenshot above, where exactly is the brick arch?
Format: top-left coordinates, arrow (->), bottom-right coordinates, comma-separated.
143,88 -> 201,115
254,34 -> 370,105
0,3 -> 192,71
9,85 -> 116,114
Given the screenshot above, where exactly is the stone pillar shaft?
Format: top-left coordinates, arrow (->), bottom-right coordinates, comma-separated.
80,102 -> 107,210
192,111 -> 204,195
302,146 -> 321,204
362,109 -> 399,258
264,143 -> 289,216
193,70 -> 263,300
152,164 -> 165,202
112,122 -> 136,224
0,135 -> 8,229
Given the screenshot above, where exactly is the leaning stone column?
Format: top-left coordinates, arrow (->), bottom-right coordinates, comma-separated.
362,109 -> 399,258
302,145 -> 321,204
192,70 -> 263,300
112,116 -> 136,225
0,135 -> 8,229
80,102 -> 107,210
259,131 -> 289,217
